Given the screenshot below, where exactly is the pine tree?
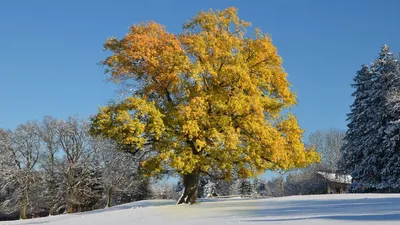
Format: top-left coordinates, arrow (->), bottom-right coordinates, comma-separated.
340,45 -> 400,189
339,65 -> 373,178
238,179 -> 252,196
353,47 -> 386,186
197,176 -> 209,198
203,181 -> 218,198
253,178 -> 267,196
214,179 -> 234,196
379,48 -> 400,189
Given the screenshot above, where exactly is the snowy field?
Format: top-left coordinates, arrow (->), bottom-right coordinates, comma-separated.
1,194 -> 400,225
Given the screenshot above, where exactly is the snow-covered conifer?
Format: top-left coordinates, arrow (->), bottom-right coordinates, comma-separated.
340,45 -> 400,189
203,181 -> 218,198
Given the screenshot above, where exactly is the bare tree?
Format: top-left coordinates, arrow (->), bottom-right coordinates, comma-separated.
0,129 -> 15,214
281,129 -> 345,196
92,138 -> 141,208
265,176 -> 285,197
308,129 -> 345,173
151,182 -> 175,199
57,117 -> 101,213
0,128 -> 13,174
38,116 -> 60,215
1,117 -> 153,219
0,123 -> 41,219
284,167 -> 327,196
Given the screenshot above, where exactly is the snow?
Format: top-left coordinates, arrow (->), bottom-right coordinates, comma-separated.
2,194 -> 400,225
317,172 -> 352,184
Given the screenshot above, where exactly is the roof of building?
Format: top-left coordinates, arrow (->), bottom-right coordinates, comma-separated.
317,171 -> 352,184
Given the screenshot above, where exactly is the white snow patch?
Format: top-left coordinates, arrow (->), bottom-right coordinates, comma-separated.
2,194 -> 400,225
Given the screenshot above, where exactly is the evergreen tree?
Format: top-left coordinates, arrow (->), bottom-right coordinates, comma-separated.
379,49 -> 400,189
203,181 -> 218,198
215,179 -> 234,196
353,46 -> 392,186
253,178 -> 267,196
339,65 -> 373,178
238,179 -> 252,196
197,176 -> 209,198
340,45 -> 400,189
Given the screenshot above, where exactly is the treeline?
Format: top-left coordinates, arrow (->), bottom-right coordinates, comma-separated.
0,117 -> 151,220
151,176 -> 284,199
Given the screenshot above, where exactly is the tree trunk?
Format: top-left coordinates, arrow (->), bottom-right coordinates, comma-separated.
67,168 -> 74,214
107,187 -> 113,208
49,199 -> 54,216
49,180 -> 55,215
66,196 -> 74,214
177,172 -> 200,205
20,198 -> 27,219
67,204 -> 73,214
49,155 -> 55,215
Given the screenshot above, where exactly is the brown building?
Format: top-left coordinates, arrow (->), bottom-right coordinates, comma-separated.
317,172 -> 352,194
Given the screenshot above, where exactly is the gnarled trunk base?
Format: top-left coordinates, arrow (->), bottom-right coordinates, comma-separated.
177,172 -> 200,205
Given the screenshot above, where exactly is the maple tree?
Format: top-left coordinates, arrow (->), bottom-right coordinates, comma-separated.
90,7 -> 319,204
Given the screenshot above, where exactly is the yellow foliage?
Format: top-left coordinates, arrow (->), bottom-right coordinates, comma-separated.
91,7 -> 319,179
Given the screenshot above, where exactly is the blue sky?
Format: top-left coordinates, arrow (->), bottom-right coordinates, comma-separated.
1,0 -> 399,139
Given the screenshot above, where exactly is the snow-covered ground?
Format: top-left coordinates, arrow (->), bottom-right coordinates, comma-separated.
2,194 -> 400,225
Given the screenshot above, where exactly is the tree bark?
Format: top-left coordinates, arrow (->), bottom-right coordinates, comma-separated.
49,154 -> 55,215
67,167 -> 74,214
177,172 -> 200,205
49,199 -> 54,216
66,191 -> 74,214
48,179 -> 55,215
67,204 -> 73,214
107,187 -> 113,208
20,198 -> 27,219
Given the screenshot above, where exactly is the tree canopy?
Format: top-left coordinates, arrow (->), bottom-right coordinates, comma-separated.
90,7 -> 319,203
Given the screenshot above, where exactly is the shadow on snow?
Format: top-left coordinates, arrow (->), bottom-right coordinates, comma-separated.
231,197 -> 400,222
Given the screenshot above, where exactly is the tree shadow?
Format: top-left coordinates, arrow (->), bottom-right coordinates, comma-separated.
226,197 -> 400,222
79,199 -> 176,215
242,213 -> 400,222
